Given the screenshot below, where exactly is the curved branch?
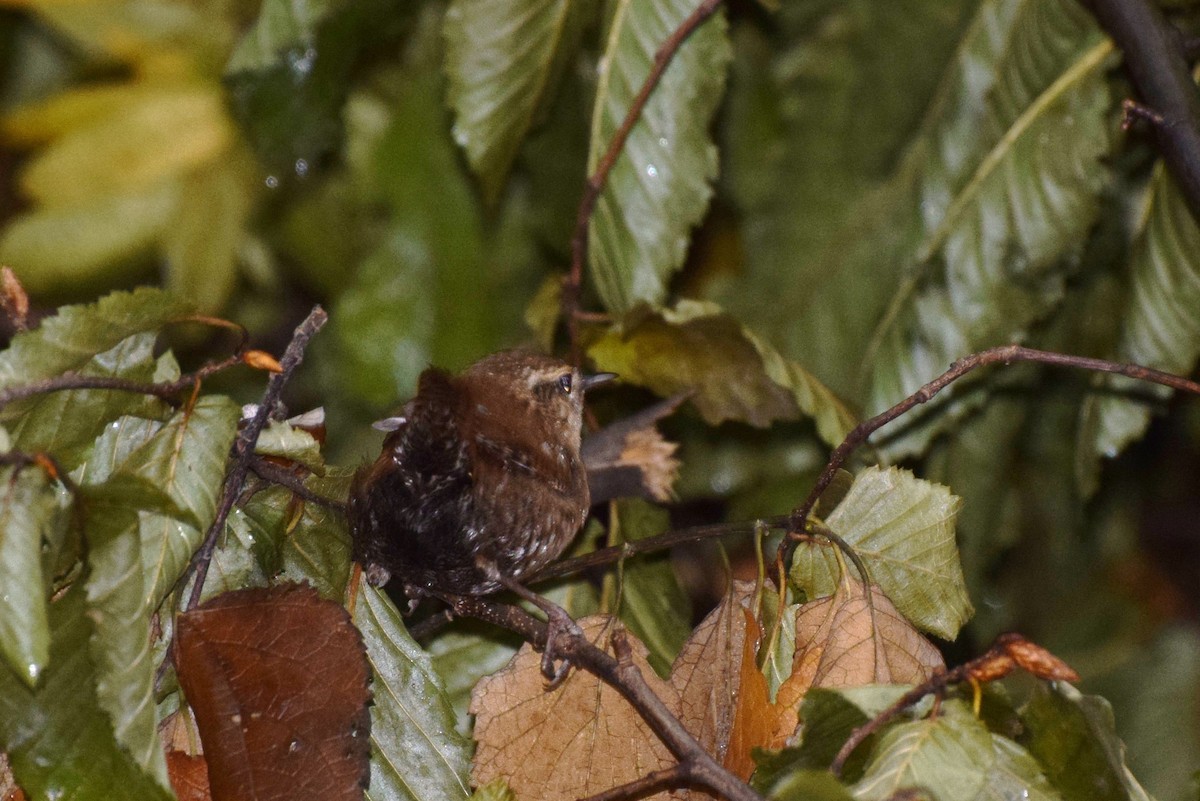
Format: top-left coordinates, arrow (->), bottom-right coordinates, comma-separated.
1084,0 -> 1200,221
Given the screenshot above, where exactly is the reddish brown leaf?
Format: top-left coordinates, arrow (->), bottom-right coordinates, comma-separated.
174,584 -> 371,801
1,753 -> 27,801
670,581 -> 786,790
167,751 -> 212,801
999,634 -> 1080,682
471,616 -> 676,801
788,575 -> 944,696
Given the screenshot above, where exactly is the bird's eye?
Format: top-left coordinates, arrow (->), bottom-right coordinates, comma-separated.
557,373 -> 573,394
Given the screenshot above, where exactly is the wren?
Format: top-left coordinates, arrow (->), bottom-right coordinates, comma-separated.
348,350 -> 615,599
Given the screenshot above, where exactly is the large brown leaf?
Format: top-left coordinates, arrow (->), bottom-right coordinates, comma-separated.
786,574 -> 944,698
470,616 -> 676,801
174,584 -> 371,801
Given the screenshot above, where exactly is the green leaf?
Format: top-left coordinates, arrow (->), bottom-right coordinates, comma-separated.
162,156 -> 256,312
586,0 -> 730,313
0,286 -> 193,391
226,0 -> 346,73
469,778 -> 517,801
7,333 -> 171,470
854,700 -> 1063,801
278,470 -> 355,600
610,498 -> 691,677
355,579 -> 473,801
753,686 -> 912,788
429,622 -> 522,736
254,418 -> 325,472
0,585 -> 174,801
790,466 -> 972,640
0,466 -> 64,686
587,301 -> 856,445
1020,683 -> 1152,801
1081,167 -> 1200,467
718,2 -> 974,345
444,0 -> 587,200
82,498 -> 167,785
761,769 -> 855,801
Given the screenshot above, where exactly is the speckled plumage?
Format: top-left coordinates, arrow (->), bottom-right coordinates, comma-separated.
348,351 -> 603,597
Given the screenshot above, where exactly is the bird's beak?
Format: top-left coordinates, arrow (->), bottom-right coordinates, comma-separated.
580,372 -> 618,393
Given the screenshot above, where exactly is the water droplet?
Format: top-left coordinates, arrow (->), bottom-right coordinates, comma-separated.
646,164 -> 658,178
264,175 -> 279,189
26,662 -> 39,682
288,47 -> 317,78
294,158 -> 309,178
658,137 -> 668,147
289,739 -> 302,753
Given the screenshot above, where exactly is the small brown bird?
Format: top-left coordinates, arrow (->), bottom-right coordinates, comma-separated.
348,350 -> 615,600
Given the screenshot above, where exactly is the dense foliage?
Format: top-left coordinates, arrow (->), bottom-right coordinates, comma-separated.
1,0 -> 1199,799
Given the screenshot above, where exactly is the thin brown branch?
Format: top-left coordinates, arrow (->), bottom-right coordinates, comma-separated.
247,456 -> 348,512
576,765 -> 691,801
445,594 -> 764,801
183,306 -> 327,612
781,344 -> 1200,567
830,633 -> 1078,777
562,0 -> 725,360
1083,0 -> 1200,221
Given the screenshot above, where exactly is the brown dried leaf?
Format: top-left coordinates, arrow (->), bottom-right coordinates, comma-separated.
471,616 -> 676,801
0,267 -> 29,331
174,584 -> 371,801
1,752 -> 27,801
669,581 -> 792,793
166,751 -> 211,801
788,575 -> 944,696
999,634 -> 1080,682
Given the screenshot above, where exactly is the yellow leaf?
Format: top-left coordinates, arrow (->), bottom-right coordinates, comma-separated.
18,87 -> 231,207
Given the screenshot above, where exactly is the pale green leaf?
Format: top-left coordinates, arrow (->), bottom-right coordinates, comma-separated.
444,0 -> 586,199
254,418 -> 325,472
854,700 -> 1062,801
611,498 -> 690,677
0,287 -> 193,390
0,586 -> 174,801
0,183 -> 180,295
162,157 -> 255,312
469,778 -> 517,801
1081,167 -> 1200,467
587,301 -> 856,445
428,623 -> 521,736
587,0 -> 729,312
790,466 -> 972,640
355,578 -> 472,801
0,467 -> 61,687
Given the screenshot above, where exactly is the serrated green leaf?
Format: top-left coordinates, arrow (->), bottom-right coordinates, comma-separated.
0,287 -> 193,391
428,622 -> 522,736
0,466 -> 62,686
610,498 -> 690,677
0,586 -> 174,801
588,301 -> 855,445
854,700 -> 1062,801
790,466 -> 972,640
444,0 -> 586,200
1081,166 -> 1200,469
718,2 -> 973,344
82,498 -> 167,785
1020,683 -> 1152,801
7,333 -> 171,470
586,0 -> 729,313
355,578 -> 472,801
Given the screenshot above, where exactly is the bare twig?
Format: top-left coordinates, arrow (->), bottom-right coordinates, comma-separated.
576,765 -> 691,801
182,306 -> 327,612
830,633 -> 1079,777
561,0 -> 725,359
1083,0 -> 1200,221
781,344 -> 1200,567
248,456 -> 348,512
445,593 -> 764,801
